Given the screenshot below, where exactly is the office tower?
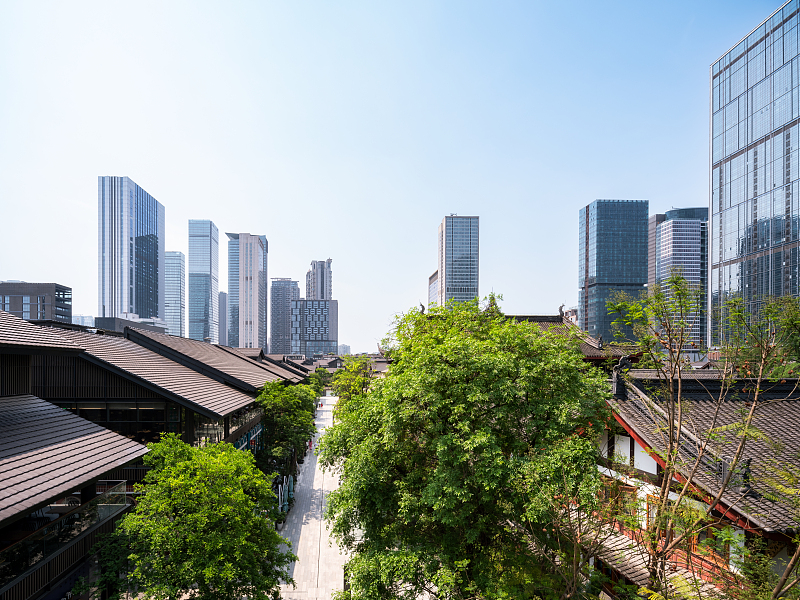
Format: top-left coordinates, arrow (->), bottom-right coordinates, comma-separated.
428,271 -> 439,308
188,220 -> 219,343
651,208 -> 709,349
227,233 -> 268,349
306,259 -> 333,300
0,282 -> 72,322
291,299 -> 338,357
436,215 -> 480,305
271,278 -> 300,354
338,343 -> 351,355
710,2 -> 800,343
578,199 -> 648,341
165,251 -> 186,337
219,291 -> 228,346
98,176 -> 165,320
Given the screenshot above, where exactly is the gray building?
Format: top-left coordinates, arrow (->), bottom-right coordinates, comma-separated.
95,316 -> 167,334
428,271 -> 439,308
291,299 -> 338,357
219,291 -> 228,346
227,233 -> 268,350
271,278 -> 300,355
189,220 -> 219,344
436,215 -> 479,305
578,199 -> 648,342
338,343 -> 351,355
306,259 -> 333,300
0,281 -> 72,323
710,1 -> 800,343
165,251 -> 186,337
72,315 -> 95,327
651,208 -> 709,348
98,176 -> 165,320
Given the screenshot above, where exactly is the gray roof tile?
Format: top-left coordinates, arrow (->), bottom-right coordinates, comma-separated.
0,310 -> 83,354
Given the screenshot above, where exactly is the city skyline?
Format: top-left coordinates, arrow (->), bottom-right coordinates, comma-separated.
0,1 -> 783,353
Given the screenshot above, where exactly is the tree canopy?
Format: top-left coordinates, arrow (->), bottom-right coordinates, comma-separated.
318,297 -> 610,599
79,434 -> 295,600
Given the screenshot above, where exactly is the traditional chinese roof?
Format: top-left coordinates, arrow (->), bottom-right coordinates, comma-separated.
612,373 -> 800,533
509,315 -> 636,361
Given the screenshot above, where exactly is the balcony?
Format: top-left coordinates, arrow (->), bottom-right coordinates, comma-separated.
0,481 -> 130,597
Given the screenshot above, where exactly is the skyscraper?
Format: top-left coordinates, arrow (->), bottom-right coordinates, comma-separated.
436,215 -> 479,305
578,199 -> 648,341
306,259 -> 333,300
428,271 -> 439,308
188,220 -> 219,344
271,278 -> 300,354
164,251 -> 185,337
291,299 -> 338,357
98,176 -> 165,320
227,233 -> 267,350
651,208 -> 709,349
218,291 -> 228,346
710,1 -> 800,343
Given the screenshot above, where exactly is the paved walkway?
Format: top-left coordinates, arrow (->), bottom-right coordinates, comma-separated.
280,396 -> 347,599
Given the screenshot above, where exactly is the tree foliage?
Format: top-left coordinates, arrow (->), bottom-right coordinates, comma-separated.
307,368 -> 331,396
255,381 -> 317,478
318,297 -> 610,599
77,434 -> 295,600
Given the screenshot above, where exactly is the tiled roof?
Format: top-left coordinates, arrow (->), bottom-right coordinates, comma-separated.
54,329 -> 254,418
628,369 -> 725,380
612,376 -> 800,533
0,310 -> 83,354
509,315 -> 635,360
0,394 -> 147,527
217,346 -> 304,383
125,328 -> 302,388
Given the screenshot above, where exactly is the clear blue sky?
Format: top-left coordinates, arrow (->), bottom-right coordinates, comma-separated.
0,0 -> 781,353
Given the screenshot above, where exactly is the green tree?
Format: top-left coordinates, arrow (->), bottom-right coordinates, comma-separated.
318,297 -> 610,599
256,381 -> 317,478
331,355 -> 376,406
77,434 -> 295,600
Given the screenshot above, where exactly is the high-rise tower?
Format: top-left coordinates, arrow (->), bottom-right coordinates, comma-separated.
164,251 -> 185,337
227,233 -> 267,350
435,215 -> 479,306
306,259 -> 333,300
270,278 -> 300,354
98,176 -> 165,320
578,199 -> 648,341
188,220 -> 219,344
710,1 -> 800,343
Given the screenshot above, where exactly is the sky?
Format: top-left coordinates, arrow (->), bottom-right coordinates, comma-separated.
0,0 -> 783,353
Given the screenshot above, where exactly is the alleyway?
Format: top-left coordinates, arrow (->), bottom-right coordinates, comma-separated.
280,396 -> 347,599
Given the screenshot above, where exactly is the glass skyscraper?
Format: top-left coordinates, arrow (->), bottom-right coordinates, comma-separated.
578,199 -> 648,342
165,251 -> 185,337
436,215 -> 479,305
98,176 -> 165,320
306,259 -> 333,300
710,1 -> 800,343
291,299 -> 338,357
271,278 -> 300,354
227,233 -> 267,350
188,220 -> 219,344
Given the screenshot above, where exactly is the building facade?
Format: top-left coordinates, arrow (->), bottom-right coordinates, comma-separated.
338,343 -> 351,355
0,281 -> 72,322
165,251 -> 186,337
188,220 -> 219,343
219,291 -> 228,346
578,199 -> 648,342
428,271 -> 439,308
72,315 -> 95,327
651,208 -> 709,349
291,299 -> 338,357
98,176 -> 165,320
306,259 -> 333,300
227,233 -> 267,349
271,278 -> 300,354
437,215 -> 479,305
710,1 -> 800,343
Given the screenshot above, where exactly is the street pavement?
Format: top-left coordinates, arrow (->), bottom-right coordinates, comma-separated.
279,396 -> 348,599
